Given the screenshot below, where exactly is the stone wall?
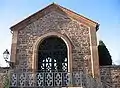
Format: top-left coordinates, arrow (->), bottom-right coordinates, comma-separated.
0,67 -> 10,88
14,10 -> 92,74
100,65 -> 120,88
10,4 -> 100,78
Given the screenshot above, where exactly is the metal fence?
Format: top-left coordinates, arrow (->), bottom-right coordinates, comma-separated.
10,71 -> 104,88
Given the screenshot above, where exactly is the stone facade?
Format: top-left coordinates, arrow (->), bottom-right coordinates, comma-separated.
16,11 -> 91,72
100,65 -> 120,88
10,3 -> 100,79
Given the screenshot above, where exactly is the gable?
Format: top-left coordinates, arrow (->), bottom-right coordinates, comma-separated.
10,3 -> 99,31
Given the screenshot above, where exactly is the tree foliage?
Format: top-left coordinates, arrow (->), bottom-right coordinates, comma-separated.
98,40 -> 112,66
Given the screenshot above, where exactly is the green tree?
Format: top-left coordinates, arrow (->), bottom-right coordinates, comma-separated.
98,40 -> 112,66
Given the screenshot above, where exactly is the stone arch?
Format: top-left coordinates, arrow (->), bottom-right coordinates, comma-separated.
32,32 -> 72,72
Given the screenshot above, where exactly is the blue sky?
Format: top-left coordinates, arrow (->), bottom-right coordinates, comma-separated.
0,0 -> 120,66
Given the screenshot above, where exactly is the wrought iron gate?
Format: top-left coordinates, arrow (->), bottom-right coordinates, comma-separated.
38,36 -> 68,72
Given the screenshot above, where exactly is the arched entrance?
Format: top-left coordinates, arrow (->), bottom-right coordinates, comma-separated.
38,36 -> 68,72
33,32 -> 72,72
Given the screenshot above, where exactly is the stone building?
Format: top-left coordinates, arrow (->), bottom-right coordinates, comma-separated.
3,3 -> 120,88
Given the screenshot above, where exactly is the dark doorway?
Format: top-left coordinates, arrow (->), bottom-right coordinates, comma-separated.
38,36 -> 68,72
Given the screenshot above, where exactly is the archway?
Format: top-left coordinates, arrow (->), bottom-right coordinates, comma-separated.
33,32 -> 72,72
38,36 -> 68,72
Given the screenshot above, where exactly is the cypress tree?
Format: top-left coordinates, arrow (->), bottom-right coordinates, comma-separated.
98,40 -> 112,66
